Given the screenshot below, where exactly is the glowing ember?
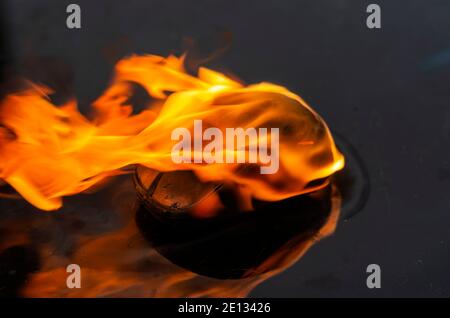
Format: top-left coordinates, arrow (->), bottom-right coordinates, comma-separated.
0,54 -> 344,211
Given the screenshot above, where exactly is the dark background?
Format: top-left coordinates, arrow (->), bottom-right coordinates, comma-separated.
1,0 -> 449,297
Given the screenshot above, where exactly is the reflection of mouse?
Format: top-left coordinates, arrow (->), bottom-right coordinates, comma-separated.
135,174 -> 340,280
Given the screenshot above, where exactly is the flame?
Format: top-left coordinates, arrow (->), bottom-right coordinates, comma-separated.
0,54 -> 344,211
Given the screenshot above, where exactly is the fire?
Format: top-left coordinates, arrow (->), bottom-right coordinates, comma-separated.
0,54 -> 344,211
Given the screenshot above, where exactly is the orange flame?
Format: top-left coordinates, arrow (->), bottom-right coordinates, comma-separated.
0,54 -> 344,211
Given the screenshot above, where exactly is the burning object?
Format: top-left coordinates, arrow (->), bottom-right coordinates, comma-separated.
0,53 -> 348,296
0,54 -> 344,211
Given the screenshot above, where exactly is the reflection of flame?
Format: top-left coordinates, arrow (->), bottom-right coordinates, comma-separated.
13,178 -> 340,298
0,54 -> 344,211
